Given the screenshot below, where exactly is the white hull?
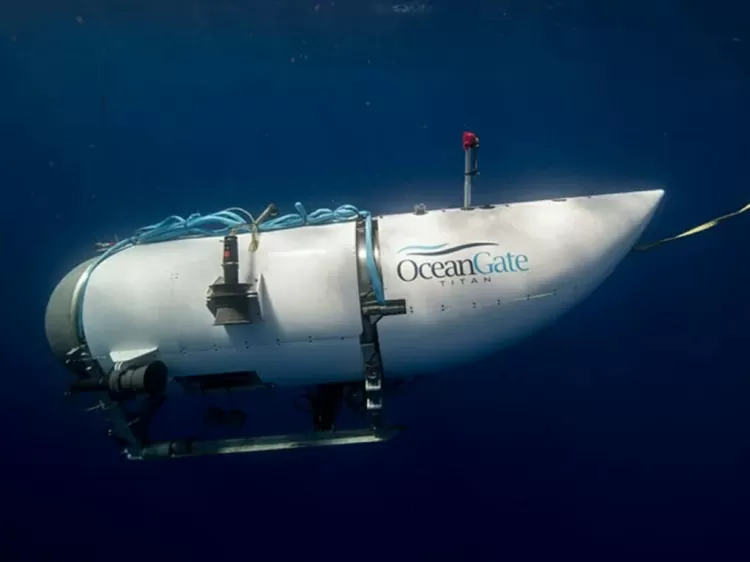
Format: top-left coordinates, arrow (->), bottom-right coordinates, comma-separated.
48,189 -> 664,385
376,189 -> 665,373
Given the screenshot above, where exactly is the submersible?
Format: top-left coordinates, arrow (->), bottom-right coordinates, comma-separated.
44,132 -> 664,459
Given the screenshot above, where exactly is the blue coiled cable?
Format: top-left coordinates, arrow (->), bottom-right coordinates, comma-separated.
75,203 -> 386,341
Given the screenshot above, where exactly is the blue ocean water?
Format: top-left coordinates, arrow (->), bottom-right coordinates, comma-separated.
2,0 -> 749,559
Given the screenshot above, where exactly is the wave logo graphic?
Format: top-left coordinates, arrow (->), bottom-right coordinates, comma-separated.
395,241 -> 529,284
396,242 -> 499,257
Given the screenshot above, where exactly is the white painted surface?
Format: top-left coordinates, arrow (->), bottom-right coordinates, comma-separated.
79,189 -> 663,384
82,222 -> 364,384
375,190 -> 664,374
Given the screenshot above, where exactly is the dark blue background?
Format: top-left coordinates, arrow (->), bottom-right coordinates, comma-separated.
2,1 -> 749,559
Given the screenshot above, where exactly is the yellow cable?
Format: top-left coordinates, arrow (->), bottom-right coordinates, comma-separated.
632,201 -> 750,252
249,222 -> 260,253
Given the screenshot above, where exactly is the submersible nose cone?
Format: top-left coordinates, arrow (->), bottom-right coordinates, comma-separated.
44,258 -> 97,363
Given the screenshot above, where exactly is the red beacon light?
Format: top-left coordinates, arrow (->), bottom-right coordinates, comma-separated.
462,131 -> 479,150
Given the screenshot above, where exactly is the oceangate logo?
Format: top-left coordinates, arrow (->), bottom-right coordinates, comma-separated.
395,242 -> 530,286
